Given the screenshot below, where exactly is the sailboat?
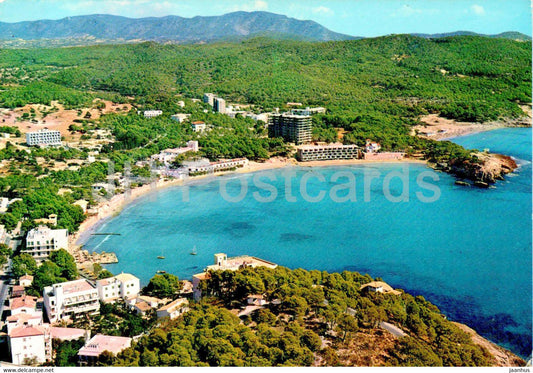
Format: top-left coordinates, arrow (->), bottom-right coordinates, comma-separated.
190,245 -> 197,255
157,248 -> 165,259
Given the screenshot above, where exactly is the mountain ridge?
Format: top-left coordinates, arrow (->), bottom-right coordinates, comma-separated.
0,12 -> 356,43
0,12 -> 529,48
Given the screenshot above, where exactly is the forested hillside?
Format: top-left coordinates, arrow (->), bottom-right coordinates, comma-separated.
94,267 -> 521,367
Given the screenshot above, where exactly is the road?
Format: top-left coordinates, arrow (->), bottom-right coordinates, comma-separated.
0,279 -> 7,319
380,321 -> 407,338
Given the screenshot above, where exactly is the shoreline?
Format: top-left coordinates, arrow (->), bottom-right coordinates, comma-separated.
72,156 -> 426,249
71,123 -> 527,258
415,113 -> 531,141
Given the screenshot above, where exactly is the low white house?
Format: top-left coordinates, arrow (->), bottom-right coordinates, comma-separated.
191,121 -> 207,132
171,113 -> 190,123
19,275 -> 34,288
247,294 -> 267,306
10,295 -> 38,316
156,298 -> 189,320
78,334 -> 131,362
96,273 -> 140,303
143,110 -> 163,118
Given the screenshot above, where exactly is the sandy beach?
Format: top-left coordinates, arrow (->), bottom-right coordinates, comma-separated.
71,111 -> 531,256
413,113 -> 531,141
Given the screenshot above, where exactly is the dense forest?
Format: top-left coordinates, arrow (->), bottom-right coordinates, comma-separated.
92,266 -> 503,367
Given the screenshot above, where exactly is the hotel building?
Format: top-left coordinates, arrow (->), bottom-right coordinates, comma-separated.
297,143 -> 360,161
43,279 -> 100,323
96,273 -> 141,303
24,226 -> 69,263
268,113 -> 312,145
203,93 -> 216,106
214,97 -> 226,114
26,129 -> 61,147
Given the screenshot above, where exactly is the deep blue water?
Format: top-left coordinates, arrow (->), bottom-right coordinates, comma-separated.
84,128 -> 532,357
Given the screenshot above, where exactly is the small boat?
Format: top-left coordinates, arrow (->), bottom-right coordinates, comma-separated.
156,270 -> 166,274
157,256 -> 165,259
190,246 -> 197,255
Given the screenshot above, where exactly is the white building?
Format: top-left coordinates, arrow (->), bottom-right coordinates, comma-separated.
10,295 -> 38,316
9,325 -> 51,365
78,334 -> 132,362
203,93 -> 216,106
96,273 -> 140,303
290,107 -> 326,116
19,275 -> 34,288
214,97 -> 226,114
150,141 -> 199,165
43,279 -> 100,323
24,225 -> 68,263
26,129 -> 61,147
171,113 -> 191,123
177,100 -> 185,108
191,121 -> 207,133
143,110 -> 163,118
156,298 -> 189,320
6,312 -> 43,334
365,140 -> 381,153
193,253 -> 277,300
297,143 -> 360,161
186,158 -> 248,174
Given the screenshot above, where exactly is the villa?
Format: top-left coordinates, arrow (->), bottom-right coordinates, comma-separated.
78,334 -> 132,362
193,253 -> 277,300
156,298 -> 189,320
360,281 -> 401,296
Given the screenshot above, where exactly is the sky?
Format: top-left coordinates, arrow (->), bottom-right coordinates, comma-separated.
0,0 -> 530,37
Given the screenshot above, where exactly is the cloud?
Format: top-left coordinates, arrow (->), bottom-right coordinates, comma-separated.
230,0 -> 268,12
312,6 -> 334,16
471,4 -> 485,15
391,4 -> 440,17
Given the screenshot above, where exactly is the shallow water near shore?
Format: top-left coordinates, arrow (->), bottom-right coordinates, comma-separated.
84,127 -> 532,357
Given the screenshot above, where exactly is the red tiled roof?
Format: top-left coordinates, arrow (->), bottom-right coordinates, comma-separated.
9,325 -> 46,338
11,295 -> 37,310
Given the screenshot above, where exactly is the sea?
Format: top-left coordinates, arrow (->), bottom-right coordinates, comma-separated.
83,128 -> 532,357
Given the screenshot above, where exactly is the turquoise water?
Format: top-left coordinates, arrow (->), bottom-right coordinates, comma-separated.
84,128 -> 532,357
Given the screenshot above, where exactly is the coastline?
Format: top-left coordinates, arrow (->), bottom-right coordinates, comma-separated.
71,122 -> 527,258
414,113 -> 531,141
71,156 -> 426,250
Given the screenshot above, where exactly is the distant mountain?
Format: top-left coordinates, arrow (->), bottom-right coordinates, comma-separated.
0,12 -> 357,45
412,31 -> 531,41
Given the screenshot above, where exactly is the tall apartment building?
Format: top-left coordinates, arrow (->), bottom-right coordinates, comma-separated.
43,279 -> 100,323
268,113 -> 312,145
203,93 -> 216,106
96,273 -> 140,303
24,226 -> 69,263
26,129 -> 61,147
214,97 -> 226,114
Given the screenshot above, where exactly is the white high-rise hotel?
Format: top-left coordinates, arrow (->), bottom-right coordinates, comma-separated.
26,129 -> 61,146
